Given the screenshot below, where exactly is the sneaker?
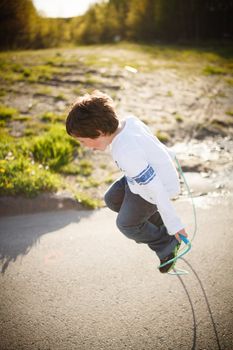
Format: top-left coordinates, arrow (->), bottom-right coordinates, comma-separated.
159,242 -> 181,273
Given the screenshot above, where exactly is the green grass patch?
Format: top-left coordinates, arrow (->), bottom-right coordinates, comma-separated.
0,55 -> 67,84
45,56 -> 66,67
40,111 -> 65,124
81,177 -> 100,189
60,163 -> 80,175
32,124 -> 78,171
118,42 -> 233,63
77,160 -> 93,177
12,115 -> 30,122
104,175 -> 114,184
24,126 -> 48,137
0,158 -> 61,197
175,113 -> 184,123
61,160 -> 93,177
40,111 -> 56,123
0,89 -> 6,97
36,86 -> 53,95
167,91 -> 173,97
203,65 -> 229,75
0,131 -> 61,197
225,77 -> 233,86
226,109 -> 233,117
85,73 -> 102,86
0,104 -> 18,121
0,125 -> 86,197
74,192 -> 102,209
54,93 -> 67,101
75,42 -> 232,73
73,86 -> 84,95
23,65 -> 53,83
155,130 -> 170,143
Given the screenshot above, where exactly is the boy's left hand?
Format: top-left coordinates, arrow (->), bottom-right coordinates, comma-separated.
175,228 -> 188,242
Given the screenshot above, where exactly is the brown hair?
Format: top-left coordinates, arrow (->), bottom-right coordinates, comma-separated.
66,91 -> 119,139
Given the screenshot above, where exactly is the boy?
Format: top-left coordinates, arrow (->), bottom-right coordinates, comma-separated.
66,90 -> 188,273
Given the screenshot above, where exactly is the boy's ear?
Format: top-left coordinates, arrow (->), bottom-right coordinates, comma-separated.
97,130 -> 105,137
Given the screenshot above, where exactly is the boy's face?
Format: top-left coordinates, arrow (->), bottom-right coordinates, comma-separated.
77,134 -> 110,151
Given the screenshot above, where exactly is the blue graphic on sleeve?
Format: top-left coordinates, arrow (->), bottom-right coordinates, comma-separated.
132,165 -> 156,185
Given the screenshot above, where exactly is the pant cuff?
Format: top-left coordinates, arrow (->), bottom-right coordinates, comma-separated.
156,236 -> 179,260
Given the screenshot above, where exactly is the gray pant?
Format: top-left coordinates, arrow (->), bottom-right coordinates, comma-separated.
104,176 -> 178,259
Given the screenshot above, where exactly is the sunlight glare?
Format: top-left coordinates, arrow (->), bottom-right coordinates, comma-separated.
33,0 -> 100,18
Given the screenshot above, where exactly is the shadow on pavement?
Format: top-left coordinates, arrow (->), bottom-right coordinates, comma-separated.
0,209 -> 94,274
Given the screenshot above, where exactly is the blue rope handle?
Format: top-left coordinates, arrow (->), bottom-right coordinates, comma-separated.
179,233 -> 190,245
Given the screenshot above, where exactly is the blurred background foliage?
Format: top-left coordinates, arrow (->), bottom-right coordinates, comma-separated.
0,0 -> 232,49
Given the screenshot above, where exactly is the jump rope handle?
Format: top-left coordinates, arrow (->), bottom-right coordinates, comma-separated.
179,233 -> 190,245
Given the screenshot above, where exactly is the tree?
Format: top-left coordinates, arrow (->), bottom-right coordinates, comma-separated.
126,0 -> 157,41
0,0 -> 39,48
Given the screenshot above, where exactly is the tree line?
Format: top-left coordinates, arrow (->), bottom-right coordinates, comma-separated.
0,0 -> 232,49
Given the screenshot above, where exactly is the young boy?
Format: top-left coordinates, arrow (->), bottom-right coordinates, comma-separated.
66,90 -> 188,273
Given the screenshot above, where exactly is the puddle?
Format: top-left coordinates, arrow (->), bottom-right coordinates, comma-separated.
180,172 -> 217,195
189,192 -> 231,209
171,137 -> 233,163
170,137 -> 233,196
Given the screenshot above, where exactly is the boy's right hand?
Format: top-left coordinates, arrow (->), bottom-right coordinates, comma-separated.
175,228 -> 188,242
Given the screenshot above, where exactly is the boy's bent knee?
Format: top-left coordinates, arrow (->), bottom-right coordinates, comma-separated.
103,191 -> 111,207
104,191 -> 119,212
116,216 -> 140,241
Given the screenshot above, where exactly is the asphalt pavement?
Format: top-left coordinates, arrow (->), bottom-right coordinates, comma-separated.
0,194 -> 233,350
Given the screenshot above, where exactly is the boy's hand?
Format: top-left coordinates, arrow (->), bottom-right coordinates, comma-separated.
175,228 -> 188,242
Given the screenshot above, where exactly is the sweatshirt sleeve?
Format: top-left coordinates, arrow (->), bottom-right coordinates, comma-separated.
118,149 -> 184,235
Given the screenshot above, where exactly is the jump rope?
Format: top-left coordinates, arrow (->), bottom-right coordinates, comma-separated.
158,156 -> 222,349
157,156 -> 197,275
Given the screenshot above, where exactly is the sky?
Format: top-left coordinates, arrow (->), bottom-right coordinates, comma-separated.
33,0 -> 100,18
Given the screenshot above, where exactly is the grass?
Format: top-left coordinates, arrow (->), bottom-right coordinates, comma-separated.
77,42 -> 233,74
0,158 -> 61,197
0,118 -> 99,201
36,86 -> 53,95
0,56 -> 68,84
40,112 -> 65,124
0,130 -> 61,197
155,130 -> 170,143
203,65 -> 230,76
32,124 -> 78,171
226,109 -> 233,117
60,159 -> 93,176
40,111 -> 57,122
167,91 -> 173,97
54,93 -> 67,101
74,192 -> 102,209
0,104 -> 18,121
12,115 -> 30,122
225,77 -> 233,86
0,123 -> 80,197
81,177 -> 100,189
104,175 -> 114,184
0,89 -> 6,97
175,113 -> 184,123
0,43 -> 232,89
